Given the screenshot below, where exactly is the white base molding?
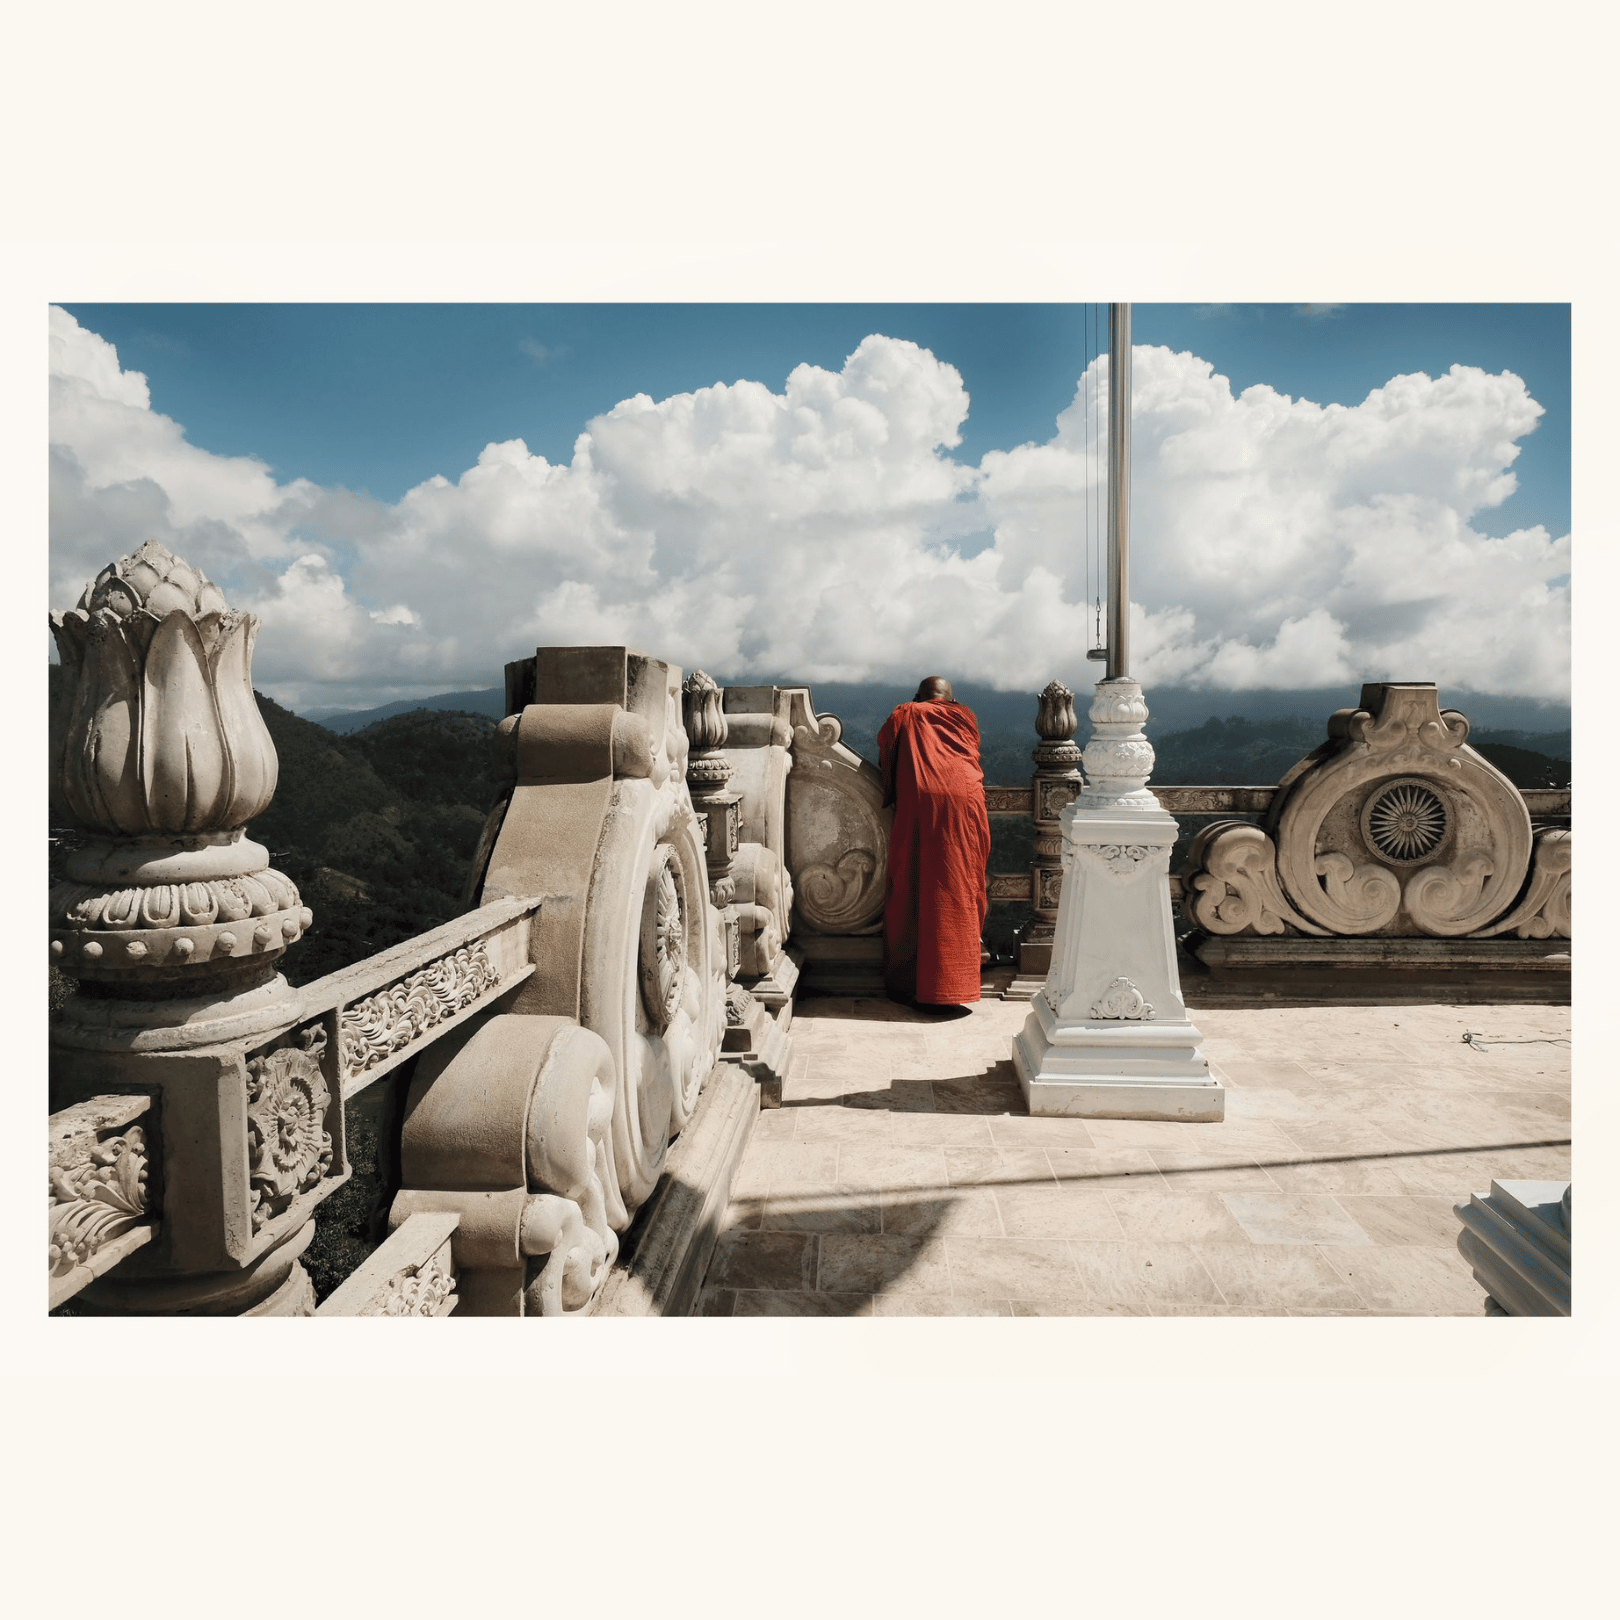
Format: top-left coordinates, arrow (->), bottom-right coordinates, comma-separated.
1001,975 -> 1046,1003
1013,988 -> 1224,1120
1455,1179 -> 1571,1316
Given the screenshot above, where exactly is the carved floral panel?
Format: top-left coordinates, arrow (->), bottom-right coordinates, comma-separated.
340,940 -> 501,1078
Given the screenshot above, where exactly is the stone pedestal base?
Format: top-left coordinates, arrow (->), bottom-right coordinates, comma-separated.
744,945 -> 800,1008
1014,988 -> 1223,1120
793,932 -> 885,997
1015,786 -> 1222,1121
720,996 -> 793,1107
1187,932 -> 1571,1006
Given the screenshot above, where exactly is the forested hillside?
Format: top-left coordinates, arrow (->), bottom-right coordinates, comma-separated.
248,699 -> 505,984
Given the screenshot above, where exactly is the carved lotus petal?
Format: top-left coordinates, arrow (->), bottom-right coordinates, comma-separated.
50,545 -> 279,837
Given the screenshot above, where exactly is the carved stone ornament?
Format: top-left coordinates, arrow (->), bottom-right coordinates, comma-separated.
49,1120 -> 150,1277
50,540 -> 278,837
639,845 -> 686,1033
797,848 -> 880,930
1036,680 -> 1079,742
49,541 -> 307,985
369,1254 -> 457,1317
681,669 -> 729,752
785,689 -> 889,934
1090,977 -> 1155,1020
725,982 -> 752,1025
1078,842 -> 1156,877
246,1025 -> 334,1232
684,672 -> 735,792
1183,821 -> 1326,937
1078,678 -> 1158,811
1476,826 -> 1571,939
340,941 -> 501,1078
1362,778 -> 1447,863
1267,684 -> 1536,938
1038,776 -> 1083,823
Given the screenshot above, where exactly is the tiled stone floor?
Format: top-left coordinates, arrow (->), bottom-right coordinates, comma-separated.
697,985 -> 1571,1316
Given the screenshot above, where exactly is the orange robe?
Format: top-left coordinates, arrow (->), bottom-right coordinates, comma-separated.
878,700 -> 992,1004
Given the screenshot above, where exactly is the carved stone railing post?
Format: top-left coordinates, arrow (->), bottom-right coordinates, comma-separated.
1021,680 -> 1084,976
48,542 -> 339,1314
682,672 -> 742,964
684,671 -> 788,1106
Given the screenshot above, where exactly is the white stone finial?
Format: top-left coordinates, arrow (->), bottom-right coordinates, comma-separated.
1078,676 -> 1158,811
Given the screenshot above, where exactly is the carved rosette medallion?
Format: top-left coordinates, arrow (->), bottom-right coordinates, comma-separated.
341,941 -> 500,1078
639,845 -> 686,1033
1038,777 -> 1082,822
246,1026 -> 334,1232
1090,976 -> 1155,1020
1362,778 -> 1448,863
1036,867 -> 1065,910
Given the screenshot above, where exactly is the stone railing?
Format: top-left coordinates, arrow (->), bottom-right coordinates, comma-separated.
983,682 -> 1569,995
48,546 -> 754,1317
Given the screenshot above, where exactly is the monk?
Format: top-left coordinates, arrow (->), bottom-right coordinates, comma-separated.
878,677 -> 992,1007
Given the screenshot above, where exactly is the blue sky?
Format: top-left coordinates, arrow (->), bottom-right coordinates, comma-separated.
58,302 -> 1569,538
50,303 -> 1571,713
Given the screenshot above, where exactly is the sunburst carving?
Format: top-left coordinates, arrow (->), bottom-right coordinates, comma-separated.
1364,780 -> 1447,862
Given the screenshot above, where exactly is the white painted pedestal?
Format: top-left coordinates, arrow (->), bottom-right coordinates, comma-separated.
1013,677 -> 1224,1122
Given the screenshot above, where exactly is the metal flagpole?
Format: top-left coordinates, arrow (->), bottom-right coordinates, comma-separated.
1106,302 -> 1131,681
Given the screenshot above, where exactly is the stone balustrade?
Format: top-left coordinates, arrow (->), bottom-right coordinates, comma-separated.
987,681 -> 1570,1000
49,548 -> 759,1317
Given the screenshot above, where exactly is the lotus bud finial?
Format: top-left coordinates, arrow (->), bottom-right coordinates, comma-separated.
50,541 -> 278,837
682,669 -> 729,753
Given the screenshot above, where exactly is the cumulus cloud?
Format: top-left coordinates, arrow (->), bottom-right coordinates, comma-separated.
48,306 -> 1569,712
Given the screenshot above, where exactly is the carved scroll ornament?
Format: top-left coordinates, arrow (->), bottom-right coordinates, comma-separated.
1268,684 -> 1532,938
49,1125 -> 150,1277
1184,822 -> 1325,937
785,690 -> 888,934
340,941 -> 501,1078
370,1254 -> 457,1317
796,849 -> 880,928
1091,977 -> 1155,1020
1077,842 -> 1156,878
1477,827 -> 1571,939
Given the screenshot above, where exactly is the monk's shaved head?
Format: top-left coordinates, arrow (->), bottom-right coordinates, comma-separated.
915,676 -> 953,703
